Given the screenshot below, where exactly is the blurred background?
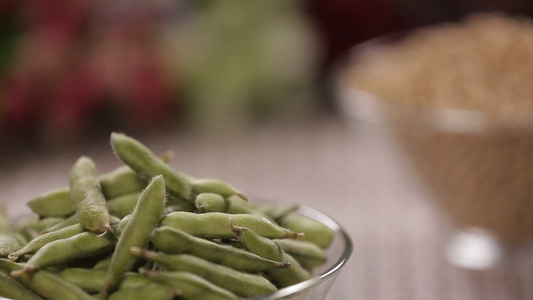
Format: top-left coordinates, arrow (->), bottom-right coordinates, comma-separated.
1,0 -> 531,150
1,1 -> 533,299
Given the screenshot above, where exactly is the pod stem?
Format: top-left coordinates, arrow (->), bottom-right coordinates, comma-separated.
228,218 -> 242,238
130,247 -> 148,258
10,265 -> 34,278
276,261 -> 293,269
103,225 -> 114,234
236,192 -> 248,202
99,281 -> 111,300
7,253 -> 19,262
287,231 -> 305,239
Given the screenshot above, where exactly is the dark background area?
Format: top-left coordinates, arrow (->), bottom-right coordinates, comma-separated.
0,0 -> 531,156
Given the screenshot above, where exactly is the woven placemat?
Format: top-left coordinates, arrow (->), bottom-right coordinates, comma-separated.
1,117 -> 531,299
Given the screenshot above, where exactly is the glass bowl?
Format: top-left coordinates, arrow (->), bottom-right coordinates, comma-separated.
334,35 -> 533,269
250,204 -> 353,300
0,204 -> 352,300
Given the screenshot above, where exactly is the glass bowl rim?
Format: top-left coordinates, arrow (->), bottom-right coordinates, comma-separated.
4,203 -> 353,300
248,203 -> 353,300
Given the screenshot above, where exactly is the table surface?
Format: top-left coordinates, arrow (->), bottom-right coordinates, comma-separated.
1,117 -> 532,300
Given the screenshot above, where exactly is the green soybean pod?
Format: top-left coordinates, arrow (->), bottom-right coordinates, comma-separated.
253,203 -> 298,222
27,151 -> 170,219
117,273 -> 153,290
161,212 -> 303,239
0,259 -> 94,300
274,239 -> 327,271
231,223 -> 311,288
70,156 -> 112,234
108,283 -> 178,300
14,217 -> 38,242
27,188 -> 73,218
195,194 -> 274,222
163,204 -> 194,215
11,231 -> 116,275
279,212 -> 335,249
8,224 -> 85,261
0,234 -> 22,257
132,248 -> 277,298
98,166 -> 146,200
192,178 -> 247,201
166,195 -> 196,213
59,268 -> 107,293
226,195 -> 274,222
27,217 -> 65,234
0,205 -> 9,233
101,175 -> 167,299
41,214 -> 78,233
114,214 -> 132,237
110,132 -> 193,201
93,256 -> 112,271
152,226 -> 289,272
99,151 -> 172,200
0,268 -> 43,300
11,232 -> 29,247
141,270 -> 238,300
106,192 -> 141,218
195,193 -> 227,213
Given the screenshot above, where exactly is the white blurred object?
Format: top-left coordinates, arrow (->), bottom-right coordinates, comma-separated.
446,228 -> 504,270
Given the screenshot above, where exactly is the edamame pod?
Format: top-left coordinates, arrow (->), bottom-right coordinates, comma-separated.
59,268 -> 107,293
152,226 -> 290,272
253,203 -> 298,221
274,239 -> 327,271
161,212 -> 303,239
132,248 -> 277,298
226,195 -> 274,222
0,205 -> 9,233
196,194 -> 273,222
192,178 -> 247,201
98,166 -> 146,200
11,232 -> 29,247
108,283 -> 178,300
141,270 -> 238,300
8,224 -> 85,261
163,204 -> 194,215
14,217 -> 38,241
166,195 -> 196,213
41,214 -> 78,233
70,156 -> 112,234
100,152 -> 172,200
115,214 -> 131,237
27,154 -> 171,218
0,259 -> 94,300
0,234 -> 22,257
106,192 -> 141,218
231,223 -> 311,288
27,189 -> 73,218
279,212 -> 335,249
93,256 -> 112,271
225,195 -> 261,214
109,215 -> 121,225
117,273 -> 153,290
195,193 -> 227,213
12,231 -> 116,275
110,133 -> 193,201
0,268 -> 43,300
26,217 -> 65,235
101,175 -> 167,299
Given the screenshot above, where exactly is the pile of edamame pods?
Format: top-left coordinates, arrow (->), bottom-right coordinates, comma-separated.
0,132 -> 335,300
